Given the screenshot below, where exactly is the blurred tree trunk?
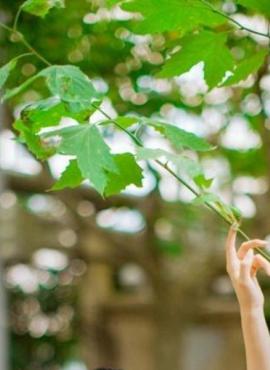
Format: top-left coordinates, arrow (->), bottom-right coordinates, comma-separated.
153,278 -> 197,370
154,301 -> 183,370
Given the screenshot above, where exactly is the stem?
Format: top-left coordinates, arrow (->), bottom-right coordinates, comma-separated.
13,6 -> 23,32
19,36 -> 51,66
0,21 -> 13,33
0,21 -> 51,66
92,103 -> 142,146
93,104 -> 270,261
0,10 -> 268,259
200,0 -> 270,40
12,52 -> 34,62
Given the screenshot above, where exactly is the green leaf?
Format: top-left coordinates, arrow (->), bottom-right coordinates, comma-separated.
193,193 -> 241,222
22,0 -> 65,17
136,147 -> 167,161
21,97 -> 95,130
157,31 -> 234,89
136,147 -> 203,180
100,116 -> 139,129
0,59 -> 17,89
192,192 -> 220,205
194,174 -> 213,189
104,153 -> 143,196
43,124 -> 118,194
3,73 -> 42,101
230,206 -> 242,222
50,160 -> 83,191
122,0 -> 225,34
222,49 -> 267,86
40,65 -> 99,107
14,119 -> 55,160
148,121 -> 213,152
3,65 -> 99,107
107,0 -> 122,6
237,0 -> 270,17
113,116 -> 139,129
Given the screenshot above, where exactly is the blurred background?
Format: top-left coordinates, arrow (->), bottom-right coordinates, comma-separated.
1,1 -> 270,369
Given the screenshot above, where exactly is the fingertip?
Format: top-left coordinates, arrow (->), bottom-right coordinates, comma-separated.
246,248 -> 254,258
231,222 -> 239,232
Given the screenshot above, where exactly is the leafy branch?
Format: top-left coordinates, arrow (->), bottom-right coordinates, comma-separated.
1,0 -> 270,263
91,104 -> 270,263
0,21 -> 51,66
199,0 -> 270,40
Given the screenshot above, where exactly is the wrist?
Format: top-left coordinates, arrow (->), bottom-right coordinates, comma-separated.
240,305 -> 265,318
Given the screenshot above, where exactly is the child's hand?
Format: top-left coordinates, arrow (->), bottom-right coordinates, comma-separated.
226,225 -> 270,312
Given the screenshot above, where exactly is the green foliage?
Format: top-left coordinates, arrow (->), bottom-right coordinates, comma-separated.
136,147 -> 210,187
104,153 -> 143,196
222,49 -> 267,86
3,65 -> 99,106
193,193 -> 242,223
50,159 -> 83,190
148,120 -> 213,151
21,0 -> 65,17
0,53 -> 32,90
14,119 -> 56,160
0,59 -> 17,89
158,31 -> 234,89
21,97 -> 95,128
1,0 -> 268,231
4,0 -> 270,368
43,124 -> 118,194
106,0 -> 121,6
121,0 -> 225,34
110,116 -> 139,129
237,0 -> 270,17
40,65 -> 100,108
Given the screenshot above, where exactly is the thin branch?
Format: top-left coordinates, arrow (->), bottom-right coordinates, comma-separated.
0,10 -> 269,260
19,36 -> 51,66
13,6 -> 23,32
92,104 -> 270,262
0,21 -> 51,66
200,0 -> 270,40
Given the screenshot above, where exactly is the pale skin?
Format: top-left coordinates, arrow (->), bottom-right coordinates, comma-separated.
226,225 -> 270,370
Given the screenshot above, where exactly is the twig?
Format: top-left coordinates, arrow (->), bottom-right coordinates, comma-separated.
0,21 -> 51,66
13,6 -> 23,32
0,7 -> 269,260
200,0 -> 270,40
91,103 -> 270,262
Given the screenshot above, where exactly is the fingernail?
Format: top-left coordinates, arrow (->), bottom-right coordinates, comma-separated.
247,249 -> 253,257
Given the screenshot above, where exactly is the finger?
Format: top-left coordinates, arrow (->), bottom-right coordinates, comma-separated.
225,225 -> 238,271
238,239 -> 268,260
251,254 -> 270,277
239,249 -> 253,282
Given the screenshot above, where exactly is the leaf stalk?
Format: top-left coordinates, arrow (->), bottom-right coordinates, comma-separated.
1,5 -> 269,261
93,105 -> 270,262
199,0 -> 270,40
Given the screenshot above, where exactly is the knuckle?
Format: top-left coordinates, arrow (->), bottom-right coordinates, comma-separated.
238,279 -> 249,288
240,241 -> 249,249
240,260 -> 250,268
253,239 -> 262,244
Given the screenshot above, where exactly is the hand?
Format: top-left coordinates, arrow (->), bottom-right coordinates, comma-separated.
226,225 -> 270,312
